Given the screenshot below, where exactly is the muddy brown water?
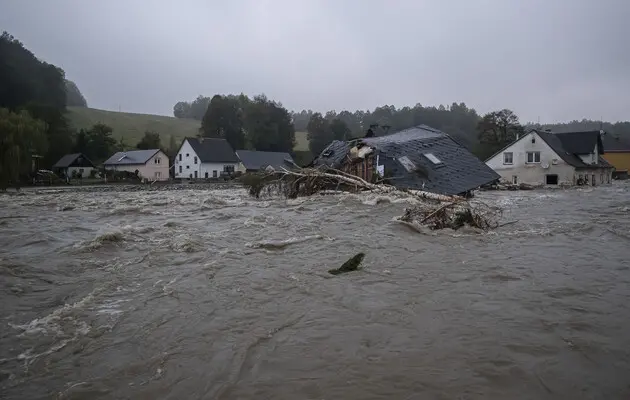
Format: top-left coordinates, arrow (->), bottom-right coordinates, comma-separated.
1,184 -> 629,399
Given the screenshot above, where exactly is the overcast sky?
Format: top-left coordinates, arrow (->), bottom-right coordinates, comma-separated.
2,0 -> 629,123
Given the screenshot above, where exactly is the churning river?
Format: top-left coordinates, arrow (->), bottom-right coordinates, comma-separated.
1,183 -> 629,399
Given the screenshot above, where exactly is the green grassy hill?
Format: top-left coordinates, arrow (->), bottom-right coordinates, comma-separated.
67,107 -> 311,153
66,107 -> 201,146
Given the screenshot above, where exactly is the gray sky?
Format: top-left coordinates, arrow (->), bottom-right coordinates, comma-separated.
2,0 -> 629,123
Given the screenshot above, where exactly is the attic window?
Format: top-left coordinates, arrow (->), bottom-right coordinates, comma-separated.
424,153 -> 442,165
398,156 -> 416,172
532,137 -> 536,144
322,149 -> 334,157
117,154 -> 127,162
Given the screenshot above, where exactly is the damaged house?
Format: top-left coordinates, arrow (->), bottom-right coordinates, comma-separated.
312,125 -> 500,196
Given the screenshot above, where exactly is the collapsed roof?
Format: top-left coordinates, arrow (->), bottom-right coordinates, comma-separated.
313,125 -> 500,196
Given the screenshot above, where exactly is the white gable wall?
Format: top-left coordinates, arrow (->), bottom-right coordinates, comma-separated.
485,131 -> 575,185
174,139 -> 239,179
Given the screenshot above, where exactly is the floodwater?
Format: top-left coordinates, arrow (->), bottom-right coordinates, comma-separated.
1,183 -> 629,400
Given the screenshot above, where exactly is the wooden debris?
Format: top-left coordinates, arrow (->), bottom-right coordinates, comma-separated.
397,201 -> 502,231
328,253 -> 365,275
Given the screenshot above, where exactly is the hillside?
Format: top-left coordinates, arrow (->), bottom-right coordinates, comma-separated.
66,107 -> 202,145
67,107 -> 311,152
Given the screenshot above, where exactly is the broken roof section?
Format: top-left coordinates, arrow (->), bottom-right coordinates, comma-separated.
314,125 -> 500,196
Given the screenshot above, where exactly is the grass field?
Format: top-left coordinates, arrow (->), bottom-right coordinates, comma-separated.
67,107 -> 311,152
66,107 -> 201,146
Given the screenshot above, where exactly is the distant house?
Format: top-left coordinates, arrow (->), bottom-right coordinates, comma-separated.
313,125 -> 500,196
236,150 -> 295,173
601,133 -> 630,179
485,129 -> 613,186
103,149 -> 169,181
174,137 -> 240,179
52,153 -> 95,178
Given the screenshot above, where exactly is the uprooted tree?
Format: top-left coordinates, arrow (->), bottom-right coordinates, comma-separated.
239,166 -> 503,232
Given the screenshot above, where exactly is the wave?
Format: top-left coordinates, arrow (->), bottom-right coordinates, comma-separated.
246,234 -> 326,250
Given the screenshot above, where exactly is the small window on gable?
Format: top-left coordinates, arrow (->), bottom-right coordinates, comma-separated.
179,154 -> 182,161
424,153 -> 442,165
503,152 -> 513,164
194,156 -> 198,164
531,137 -> 536,144
186,153 -> 189,157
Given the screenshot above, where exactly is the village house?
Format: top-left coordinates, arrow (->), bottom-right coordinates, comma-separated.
235,150 -> 295,173
313,125 -> 500,196
174,137 -> 240,179
601,133 -> 630,179
52,153 -> 95,178
103,149 -> 169,181
485,129 -> 613,186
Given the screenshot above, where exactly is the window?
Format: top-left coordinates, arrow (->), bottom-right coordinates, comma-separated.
545,174 -> 558,185
531,137 -> 536,144
154,157 -> 160,164
424,153 -> 442,165
155,171 -> 161,178
512,175 -> 518,184
600,174 -> 604,184
398,156 -> 416,172
179,154 -> 182,161
194,156 -> 198,164
186,165 -> 190,169
194,171 -> 198,179
213,170 -> 217,178
223,165 -> 235,173
179,166 -> 182,173
526,151 -> 541,163
186,153 -> 189,157
205,172 -> 209,178
503,152 -> 513,165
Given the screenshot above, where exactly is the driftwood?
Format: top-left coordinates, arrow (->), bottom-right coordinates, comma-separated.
240,167 -> 501,231
329,253 -> 365,275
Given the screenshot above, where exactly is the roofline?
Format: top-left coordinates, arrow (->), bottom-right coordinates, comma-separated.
483,131 -> 535,162
104,149 -> 162,165
604,149 -> 630,153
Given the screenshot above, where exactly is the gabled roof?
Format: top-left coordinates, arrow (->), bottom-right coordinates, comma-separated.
52,153 -> 94,168
314,125 -> 500,196
104,149 -> 161,165
602,133 -> 630,152
186,137 -> 239,163
236,150 -> 295,170
553,131 -> 603,155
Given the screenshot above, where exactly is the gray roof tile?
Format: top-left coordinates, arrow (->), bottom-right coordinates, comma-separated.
236,150 -> 294,170
104,149 -> 161,165
186,137 -> 239,163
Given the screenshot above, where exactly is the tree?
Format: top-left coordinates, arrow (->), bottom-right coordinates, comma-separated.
167,134 -> 178,157
136,131 -> 161,150
330,118 -> 351,141
201,94 -> 246,150
243,95 -> 295,152
172,96 -> 211,120
0,108 -> 47,189
65,80 -> 87,107
173,101 -> 191,118
307,113 -> 334,156
78,123 -> 117,163
475,109 -> 524,159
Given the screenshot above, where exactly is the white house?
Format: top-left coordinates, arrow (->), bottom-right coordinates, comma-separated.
52,153 -> 95,178
485,129 -> 613,186
103,149 -> 170,181
174,138 -> 240,179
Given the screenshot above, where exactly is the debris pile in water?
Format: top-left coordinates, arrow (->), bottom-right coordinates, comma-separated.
397,201 -> 502,231
328,252 -> 365,275
241,167 -> 503,232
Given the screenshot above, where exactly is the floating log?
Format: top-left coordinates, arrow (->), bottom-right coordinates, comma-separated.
328,253 -> 365,275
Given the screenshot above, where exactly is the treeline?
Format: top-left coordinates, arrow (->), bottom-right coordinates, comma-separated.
199,94 -> 295,153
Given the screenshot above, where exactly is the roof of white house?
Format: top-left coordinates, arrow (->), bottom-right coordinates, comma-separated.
103,149 -> 161,165
52,153 -> 94,168
185,137 -> 239,163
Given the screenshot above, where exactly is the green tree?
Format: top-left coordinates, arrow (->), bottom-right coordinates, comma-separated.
307,113 -> 334,155
84,123 -> 117,163
136,131 -> 161,150
244,95 -> 295,152
0,108 -> 47,189
65,80 -> 87,107
201,94 -> 246,150
477,109 -> 524,157
330,118 -> 351,141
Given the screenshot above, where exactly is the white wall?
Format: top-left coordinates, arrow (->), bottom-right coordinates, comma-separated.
486,131 -> 575,185
66,166 -> 93,178
174,139 -> 238,179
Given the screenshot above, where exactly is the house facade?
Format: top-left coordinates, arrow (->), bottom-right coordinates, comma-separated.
103,149 -> 169,181
485,130 -> 613,186
235,150 -> 295,173
601,134 -> 630,178
313,125 -> 500,196
52,153 -> 95,178
174,138 -> 240,179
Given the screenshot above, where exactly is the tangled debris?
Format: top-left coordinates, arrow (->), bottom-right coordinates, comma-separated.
241,167 -> 502,232
329,253 -> 365,275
